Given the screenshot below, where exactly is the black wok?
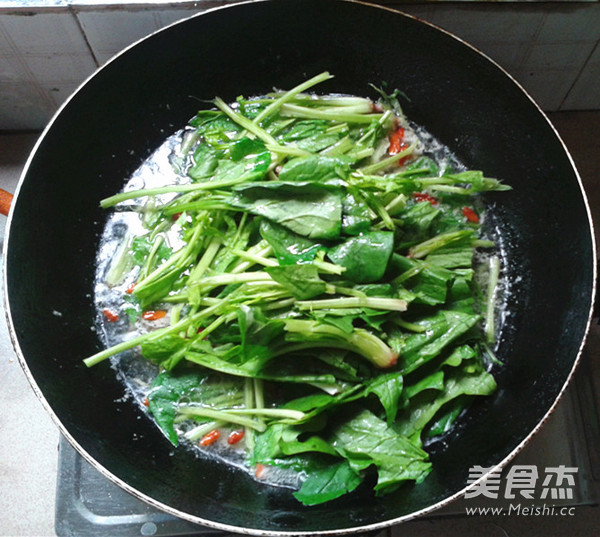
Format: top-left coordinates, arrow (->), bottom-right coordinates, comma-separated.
4,0 -> 595,534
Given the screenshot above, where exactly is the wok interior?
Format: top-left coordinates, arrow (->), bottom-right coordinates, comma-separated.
5,0 -> 594,532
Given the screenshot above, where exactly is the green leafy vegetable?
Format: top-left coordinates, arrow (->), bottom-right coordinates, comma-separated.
327,231 -> 394,283
231,181 -> 343,240
86,71 -> 510,507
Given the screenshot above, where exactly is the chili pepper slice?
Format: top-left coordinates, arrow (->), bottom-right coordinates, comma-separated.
255,463 -> 266,479
199,429 -> 220,446
142,310 -> 167,321
125,283 -> 136,294
227,430 -> 245,445
388,126 -> 405,155
102,308 -> 119,322
413,192 -> 438,205
462,206 -> 480,223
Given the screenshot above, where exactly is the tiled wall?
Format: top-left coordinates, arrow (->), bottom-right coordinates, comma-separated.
1,1 -> 599,130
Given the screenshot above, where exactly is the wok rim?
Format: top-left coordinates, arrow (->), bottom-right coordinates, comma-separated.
3,0 -> 597,534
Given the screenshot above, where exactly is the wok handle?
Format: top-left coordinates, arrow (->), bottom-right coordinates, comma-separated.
0,188 -> 13,216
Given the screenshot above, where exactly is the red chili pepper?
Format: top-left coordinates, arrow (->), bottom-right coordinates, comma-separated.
227,430 -> 245,445
142,310 -> 167,321
126,283 -> 136,294
255,463 -> 266,479
142,397 -> 149,407
462,206 -> 479,223
413,192 -> 438,205
388,127 -> 412,165
199,429 -> 220,447
102,308 -> 119,323
388,127 -> 405,155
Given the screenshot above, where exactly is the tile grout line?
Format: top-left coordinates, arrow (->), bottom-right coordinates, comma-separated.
559,38 -> 600,112
0,16 -> 55,110
70,4 -> 100,68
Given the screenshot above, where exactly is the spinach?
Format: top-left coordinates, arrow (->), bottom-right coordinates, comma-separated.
327,231 -> 394,283
278,155 -> 351,184
293,459 -> 362,505
332,409 -> 431,494
259,219 -> 322,265
394,369 -> 497,443
364,371 -> 404,424
396,310 -> 481,375
280,119 -> 345,153
86,71 -> 511,507
231,181 -> 343,239
342,192 -> 373,235
147,371 -> 205,445
265,264 -> 327,299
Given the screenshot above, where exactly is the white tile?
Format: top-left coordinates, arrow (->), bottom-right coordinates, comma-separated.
76,10 -> 159,64
428,6 -> 544,45
512,69 -> 579,112
475,42 -> 529,74
156,6 -> 204,28
0,10 -> 88,55
537,5 -> 600,44
0,53 -> 29,83
524,41 -> 596,72
22,52 -> 96,84
562,43 -> 600,110
0,80 -> 54,130
0,17 -> 14,55
41,80 -> 82,108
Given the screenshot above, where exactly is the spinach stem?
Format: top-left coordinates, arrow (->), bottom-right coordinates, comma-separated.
253,71 -> 334,125
185,420 -> 225,441
297,296 -> 407,312
177,407 -> 267,432
484,255 -> 501,342
280,103 -> 384,124
358,140 -> 418,174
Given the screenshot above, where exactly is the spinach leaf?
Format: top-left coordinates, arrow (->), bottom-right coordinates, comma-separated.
229,137 -> 267,161
332,409 -> 431,494
188,142 -> 222,180
395,310 -> 481,374
280,119 -> 345,153
231,181 -> 343,239
396,201 -> 440,248
365,371 -> 404,424
147,370 -> 203,445
327,231 -> 394,283
425,396 -> 471,438
189,109 -> 241,146
266,264 -> 327,299
342,192 -> 373,235
237,306 -> 285,355
390,254 -> 455,306
425,243 -> 474,269
446,170 -> 511,193
278,155 -> 351,184
403,370 -> 445,401
141,333 -> 190,371
259,219 -> 322,265
394,368 -> 496,443
293,459 -> 362,506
